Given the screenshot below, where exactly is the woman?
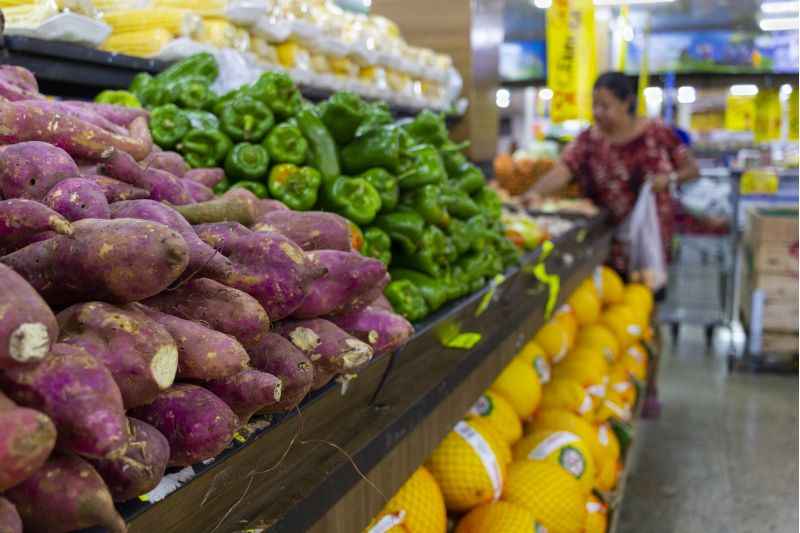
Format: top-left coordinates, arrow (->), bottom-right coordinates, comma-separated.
530,72 -> 700,287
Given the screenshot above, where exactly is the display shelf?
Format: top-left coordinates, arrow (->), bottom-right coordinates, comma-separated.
97,216 -> 611,533
501,71 -> 799,90
0,35 -> 458,118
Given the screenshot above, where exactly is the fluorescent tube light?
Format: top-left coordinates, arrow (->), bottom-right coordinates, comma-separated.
677,86 -> 696,104
759,16 -> 800,31
730,84 -> 759,96
761,1 -> 799,14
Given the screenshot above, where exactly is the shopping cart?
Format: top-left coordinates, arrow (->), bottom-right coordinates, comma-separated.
658,168 -> 734,349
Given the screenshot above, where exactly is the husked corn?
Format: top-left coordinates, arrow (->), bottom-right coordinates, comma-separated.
102,8 -> 198,36
2,2 -> 58,28
92,0 -> 147,12
152,0 -> 227,17
101,27 -> 173,57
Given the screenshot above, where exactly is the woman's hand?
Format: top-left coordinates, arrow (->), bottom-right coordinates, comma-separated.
648,172 -> 675,192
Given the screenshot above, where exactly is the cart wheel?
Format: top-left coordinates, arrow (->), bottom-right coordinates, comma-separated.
670,322 -> 680,346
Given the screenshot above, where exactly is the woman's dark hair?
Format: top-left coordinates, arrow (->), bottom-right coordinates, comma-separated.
594,72 -> 636,114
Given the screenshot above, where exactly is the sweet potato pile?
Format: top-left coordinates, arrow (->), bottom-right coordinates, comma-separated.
0,66 -> 413,532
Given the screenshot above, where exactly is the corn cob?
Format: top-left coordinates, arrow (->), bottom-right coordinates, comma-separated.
276,41 -> 310,70
101,27 -> 173,57
0,0 -> 36,8
2,2 -> 58,28
152,0 -> 227,17
55,0 -> 97,16
91,0 -> 147,12
102,8 -> 199,36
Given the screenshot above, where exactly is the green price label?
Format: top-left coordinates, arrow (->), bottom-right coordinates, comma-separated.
475,273 -> 507,317
444,332 -> 482,349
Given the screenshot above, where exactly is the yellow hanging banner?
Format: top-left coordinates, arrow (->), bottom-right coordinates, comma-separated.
754,89 -> 781,143
636,19 -> 650,117
725,94 -> 756,132
547,0 -> 595,123
790,88 -> 799,141
547,0 -> 579,123
616,4 -> 630,71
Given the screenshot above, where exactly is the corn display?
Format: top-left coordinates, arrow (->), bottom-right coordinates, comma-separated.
102,8 -> 200,36
152,0 -> 227,17
101,27 -> 173,56
2,2 -> 58,29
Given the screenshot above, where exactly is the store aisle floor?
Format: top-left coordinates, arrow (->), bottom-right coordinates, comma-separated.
617,327 -> 798,533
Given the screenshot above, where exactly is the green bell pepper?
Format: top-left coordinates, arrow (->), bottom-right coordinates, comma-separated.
212,87 -> 246,116
441,186 -> 481,219
173,76 -> 215,110
318,91 -> 366,145
130,73 -> 170,108
452,164 -> 486,195
213,177 -> 231,195
394,224 -> 449,278
340,125 -> 401,175
494,232 -> 522,267
359,168 -> 398,212
375,210 -> 425,255
441,149 -> 468,177
403,109 -> 448,147
184,110 -> 220,130
150,104 -> 190,149
220,96 -> 274,143
178,129 -> 233,168
225,143 -> 270,182
397,144 -> 447,189
362,227 -> 392,265
457,250 -> 495,283
445,265 -> 470,300
295,107 -> 340,183
446,218 -> 473,256
390,268 -> 448,312
474,186 -> 502,220
325,176 -> 382,225
268,164 -> 322,211
402,185 -> 450,227
156,52 -> 218,86
231,180 -> 269,198
249,71 -> 302,119
384,279 -> 428,322
354,101 -> 394,138
95,90 -> 141,108
264,122 -> 308,165
466,214 -> 493,252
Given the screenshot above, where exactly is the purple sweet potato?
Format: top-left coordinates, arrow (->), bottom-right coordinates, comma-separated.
291,250 -> 388,319
109,200 -> 232,279
0,66 -> 43,103
64,100 -> 148,126
0,264 -> 58,367
89,417 -> 170,502
1,218 -> 190,307
370,293 -> 393,312
311,367 -> 336,390
337,273 -> 391,315
252,210 -> 352,251
6,454 -> 126,533
184,167 -> 224,188
0,100 -> 151,161
0,141 -> 79,201
0,199 -> 73,255
249,333 -> 313,412
143,278 -> 270,354
42,178 -> 111,221
173,187 -> 258,225
205,369 -> 282,424
58,302 -> 179,408
0,403 -> 56,492
129,384 -> 239,467
329,306 -> 414,356
0,343 -> 129,459
275,318 -> 373,375
100,149 -> 193,205
81,174 -> 149,202
19,100 -> 128,135
183,178 -> 214,201
195,222 -> 326,320
254,198 -> 289,217
0,497 -> 21,533
142,150 -> 188,177
136,305 -> 249,381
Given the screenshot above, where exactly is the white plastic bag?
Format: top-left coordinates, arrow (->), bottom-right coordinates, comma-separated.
616,181 -> 667,290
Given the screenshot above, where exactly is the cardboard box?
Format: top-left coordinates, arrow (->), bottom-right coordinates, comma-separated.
748,271 -> 799,305
746,240 -> 799,276
745,207 -> 798,245
761,331 -> 799,354
741,271 -> 799,333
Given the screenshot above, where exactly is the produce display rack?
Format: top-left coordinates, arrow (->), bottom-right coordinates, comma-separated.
0,35 -> 454,118
76,215 -> 612,533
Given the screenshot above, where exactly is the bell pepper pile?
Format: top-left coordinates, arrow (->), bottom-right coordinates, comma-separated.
130,54 -> 520,322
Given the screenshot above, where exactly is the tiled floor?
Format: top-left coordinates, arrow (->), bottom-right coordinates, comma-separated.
617,327 -> 798,533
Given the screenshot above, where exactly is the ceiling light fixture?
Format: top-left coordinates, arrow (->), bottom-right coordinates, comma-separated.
644,86 -> 663,102
594,0 -> 675,5
677,86 -> 696,104
496,88 -> 511,108
533,0 -> 552,8
730,84 -> 759,96
759,16 -> 800,31
761,1 -> 799,14
539,88 -> 554,100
